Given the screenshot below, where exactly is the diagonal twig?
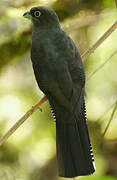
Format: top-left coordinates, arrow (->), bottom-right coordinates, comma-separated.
115,0 -> 117,7
82,20 -> 117,60
0,96 -> 47,146
96,100 -> 117,123
87,50 -> 117,81
102,102 -> 117,137
0,20 -> 117,146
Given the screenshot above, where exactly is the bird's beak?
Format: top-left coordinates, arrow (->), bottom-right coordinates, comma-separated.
23,11 -> 32,19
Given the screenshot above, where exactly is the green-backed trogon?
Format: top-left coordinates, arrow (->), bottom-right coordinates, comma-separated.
23,6 -> 96,178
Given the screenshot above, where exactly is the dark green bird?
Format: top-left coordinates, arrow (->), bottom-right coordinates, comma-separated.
23,6 -> 95,178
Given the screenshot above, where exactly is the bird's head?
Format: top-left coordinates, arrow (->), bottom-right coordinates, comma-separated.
23,6 -> 60,28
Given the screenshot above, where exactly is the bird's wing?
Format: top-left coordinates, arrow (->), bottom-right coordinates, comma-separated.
46,60 -> 74,112
69,63 -> 85,103
47,81 -> 73,112
67,37 -> 85,102
48,56 -> 84,112
48,32 -> 85,112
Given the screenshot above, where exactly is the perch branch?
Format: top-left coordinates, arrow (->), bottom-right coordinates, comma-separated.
82,20 -> 117,60
0,96 -> 47,146
0,20 -> 117,146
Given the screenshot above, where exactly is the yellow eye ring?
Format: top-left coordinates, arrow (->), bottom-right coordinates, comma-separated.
34,11 -> 41,18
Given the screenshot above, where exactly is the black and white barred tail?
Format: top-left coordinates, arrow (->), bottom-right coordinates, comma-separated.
47,93 -> 96,178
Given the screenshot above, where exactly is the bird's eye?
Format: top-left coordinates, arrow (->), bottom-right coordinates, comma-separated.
34,11 -> 41,18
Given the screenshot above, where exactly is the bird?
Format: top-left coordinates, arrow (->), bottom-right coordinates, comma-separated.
23,6 -> 96,178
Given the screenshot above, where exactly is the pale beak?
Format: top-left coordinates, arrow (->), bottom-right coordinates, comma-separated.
23,11 -> 32,19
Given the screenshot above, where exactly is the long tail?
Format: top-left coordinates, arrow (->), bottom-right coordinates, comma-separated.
47,94 -> 96,178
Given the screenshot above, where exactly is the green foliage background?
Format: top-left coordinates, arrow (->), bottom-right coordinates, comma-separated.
0,0 -> 117,179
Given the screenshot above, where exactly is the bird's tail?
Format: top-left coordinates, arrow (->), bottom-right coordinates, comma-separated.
47,94 -> 96,178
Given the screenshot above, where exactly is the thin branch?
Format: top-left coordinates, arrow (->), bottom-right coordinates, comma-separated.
102,102 -> 117,137
96,100 -> 117,123
0,20 -> 117,146
87,50 -> 117,81
102,0 -> 117,140
0,96 -> 47,146
81,20 -> 117,60
115,0 -> 117,8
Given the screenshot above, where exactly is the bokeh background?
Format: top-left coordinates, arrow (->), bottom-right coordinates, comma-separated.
0,0 -> 117,180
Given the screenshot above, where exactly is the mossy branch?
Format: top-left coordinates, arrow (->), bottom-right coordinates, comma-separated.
0,20 -> 117,146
